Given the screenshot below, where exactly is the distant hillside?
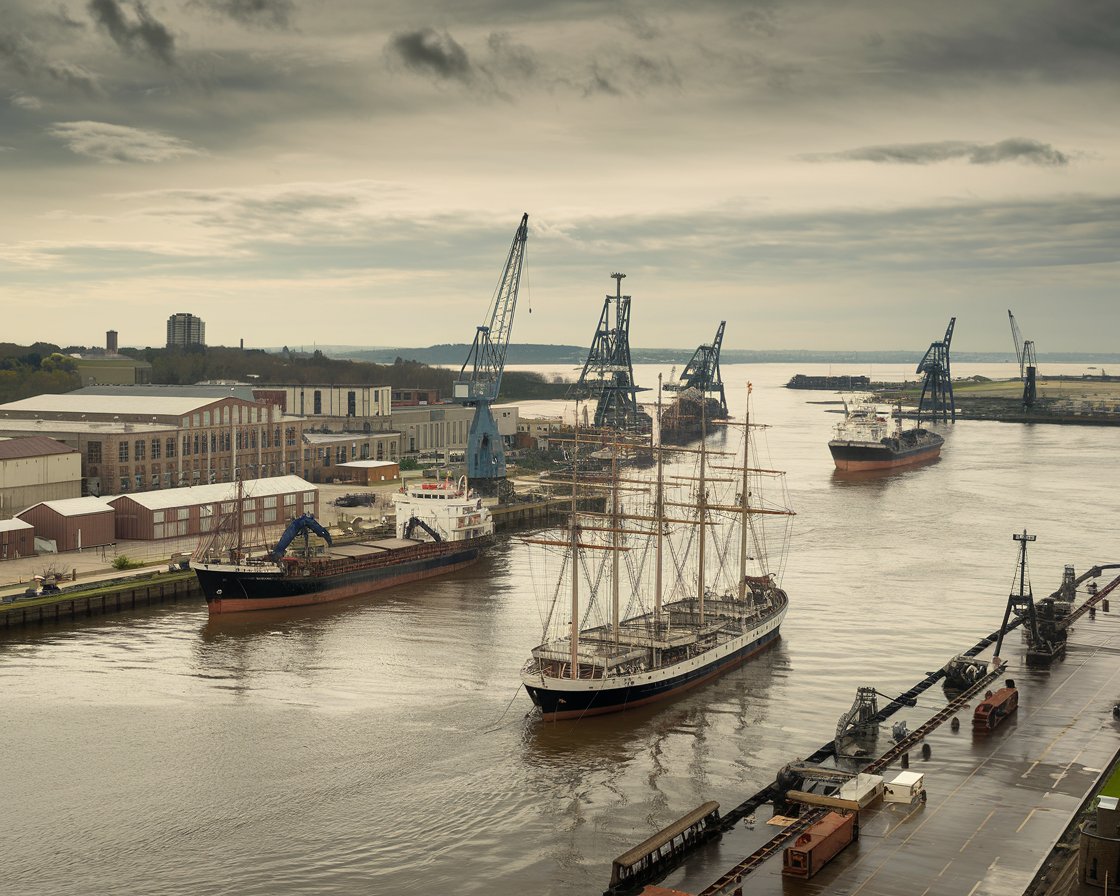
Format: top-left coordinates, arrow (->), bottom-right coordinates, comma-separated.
327,344 -> 1120,367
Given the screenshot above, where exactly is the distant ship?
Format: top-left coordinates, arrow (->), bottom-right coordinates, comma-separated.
191,478 -> 492,614
521,387 -> 794,720
828,397 -> 943,472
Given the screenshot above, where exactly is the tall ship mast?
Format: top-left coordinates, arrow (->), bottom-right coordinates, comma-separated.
521,383 -> 794,720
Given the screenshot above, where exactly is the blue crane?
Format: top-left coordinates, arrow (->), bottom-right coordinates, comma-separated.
453,213 -> 529,494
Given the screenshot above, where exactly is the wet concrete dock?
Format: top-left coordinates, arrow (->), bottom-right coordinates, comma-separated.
655,603 -> 1120,896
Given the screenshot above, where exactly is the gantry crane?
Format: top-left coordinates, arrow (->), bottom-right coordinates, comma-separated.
571,273 -> 651,434
453,213 -> 529,496
666,321 -> 729,419
916,317 -> 956,422
1008,310 -> 1038,408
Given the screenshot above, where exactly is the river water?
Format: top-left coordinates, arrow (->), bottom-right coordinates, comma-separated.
3,363 -> 1118,896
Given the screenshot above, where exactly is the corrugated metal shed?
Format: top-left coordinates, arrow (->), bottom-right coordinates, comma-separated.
17,497 -> 114,550
0,518 -> 34,559
107,476 -> 318,540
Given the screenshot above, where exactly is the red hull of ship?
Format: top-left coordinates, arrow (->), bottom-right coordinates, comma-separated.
206,555 -> 480,614
832,445 -> 942,472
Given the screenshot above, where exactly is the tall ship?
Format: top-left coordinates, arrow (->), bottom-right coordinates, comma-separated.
521,387 -> 794,720
191,478 -> 493,614
828,397 -> 943,472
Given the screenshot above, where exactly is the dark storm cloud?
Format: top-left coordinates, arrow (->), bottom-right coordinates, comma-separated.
87,0 -> 175,66
389,28 -> 473,83
193,0 -> 295,29
804,139 -> 1070,167
0,32 -> 100,94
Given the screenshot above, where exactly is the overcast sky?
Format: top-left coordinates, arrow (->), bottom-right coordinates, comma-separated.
2,0 -> 1117,353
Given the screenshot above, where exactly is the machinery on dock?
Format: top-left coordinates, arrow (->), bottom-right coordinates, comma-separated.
1008,309 -> 1039,409
570,273 -> 652,436
660,322 -> 728,444
453,213 -> 529,497
916,316 -> 956,422
993,530 -> 1067,666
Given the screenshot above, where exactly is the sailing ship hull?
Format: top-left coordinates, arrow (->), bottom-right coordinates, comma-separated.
829,429 -> 943,471
522,601 -> 786,721
192,537 -> 489,614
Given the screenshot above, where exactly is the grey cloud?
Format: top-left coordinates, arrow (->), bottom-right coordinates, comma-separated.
11,93 -> 43,109
389,28 -> 473,83
486,32 -> 537,81
804,139 -> 1070,166
881,0 -> 1120,84
0,32 -> 100,94
193,0 -> 295,29
48,120 -> 201,162
87,0 -> 175,66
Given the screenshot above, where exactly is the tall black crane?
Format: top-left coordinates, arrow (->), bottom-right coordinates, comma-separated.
666,321 -> 728,419
916,317 -> 956,423
1008,310 -> 1038,408
571,273 -> 651,434
453,213 -> 529,495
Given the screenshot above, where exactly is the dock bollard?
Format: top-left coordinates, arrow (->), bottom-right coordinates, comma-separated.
901,753 -> 909,769
951,717 -> 960,732
921,743 -> 931,760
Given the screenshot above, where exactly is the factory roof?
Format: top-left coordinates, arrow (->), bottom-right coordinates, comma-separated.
19,497 -> 113,518
0,393 -> 226,416
106,475 -> 317,510
74,384 -> 256,400
0,436 -> 78,459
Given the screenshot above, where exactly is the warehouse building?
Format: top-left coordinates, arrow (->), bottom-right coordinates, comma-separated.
18,496 -> 115,552
0,436 -> 82,516
0,518 -> 35,560
0,392 -> 304,498
108,475 -> 318,541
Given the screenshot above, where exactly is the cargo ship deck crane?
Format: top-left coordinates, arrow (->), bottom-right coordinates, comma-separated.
916,316 -> 956,422
453,213 -> 529,497
1008,309 -> 1038,408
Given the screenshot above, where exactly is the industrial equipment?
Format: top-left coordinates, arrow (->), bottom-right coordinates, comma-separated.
665,320 -> 728,418
571,273 -> 651,434
1008,309 -> 1038,408
916,317 -> 956,422
453,213 -> 529,496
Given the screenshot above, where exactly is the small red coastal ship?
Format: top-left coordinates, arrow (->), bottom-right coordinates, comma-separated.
828,397 -> 943,472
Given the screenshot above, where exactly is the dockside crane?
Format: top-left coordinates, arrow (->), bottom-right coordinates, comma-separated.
666,320 -> 729,419
1008,310 -> 1038,408
453,213 -> 529,497
571,273 -> 651,434
916,317 -> 956,423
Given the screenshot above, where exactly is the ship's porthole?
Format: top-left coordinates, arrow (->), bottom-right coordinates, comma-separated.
216,589 -> 222,596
